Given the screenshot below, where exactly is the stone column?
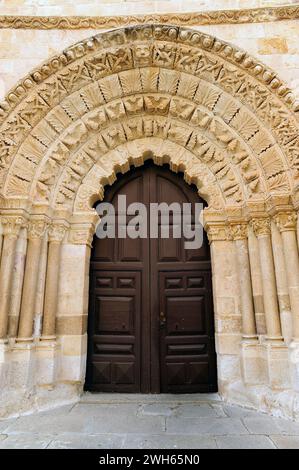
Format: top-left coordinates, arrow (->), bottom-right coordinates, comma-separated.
204,217 -> 242,391
0,216 -> 23,339
41,222 -> 67,340
17,218 -> 47,341
251,217 -> 282,341
230,223 -> 257,340
33,234 -> 48,338
271,220 -> 292,344
275,211 -> 299,340
251,217 -> 289,389
247,225 -> 266,334
8,227 -> 28,338
0,221 -> 3,260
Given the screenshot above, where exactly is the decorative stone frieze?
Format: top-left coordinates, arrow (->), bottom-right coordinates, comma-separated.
0,5 -> 298,30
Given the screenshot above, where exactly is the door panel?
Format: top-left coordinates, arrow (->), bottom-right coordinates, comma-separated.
86,161 -> 217,393
87,270 -> 141,392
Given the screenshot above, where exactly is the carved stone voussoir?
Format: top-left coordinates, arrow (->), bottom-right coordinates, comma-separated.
274,211 -> 297,232
251,217 -> 271,237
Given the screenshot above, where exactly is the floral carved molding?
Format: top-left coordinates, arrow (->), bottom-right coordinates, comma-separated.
0,24 -> 298,215
0,5 -> 299,30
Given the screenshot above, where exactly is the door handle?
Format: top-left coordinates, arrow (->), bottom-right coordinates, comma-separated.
159,311 -> 166,328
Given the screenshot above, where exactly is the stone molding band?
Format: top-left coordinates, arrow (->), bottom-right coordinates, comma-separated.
0,5 -> 299,30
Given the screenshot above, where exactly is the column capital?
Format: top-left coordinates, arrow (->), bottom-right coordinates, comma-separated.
1,216 -> 25,238
205,222 -> 232,242
68,224 -> 94,247
27,217 -> 48,240
230,223 -> 248,241
274,211 -> 297,232
250,217 -> 271,237
48,221 -> 68,243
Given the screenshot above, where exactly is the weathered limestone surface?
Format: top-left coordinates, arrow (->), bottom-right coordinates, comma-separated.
0,4 -> 299,421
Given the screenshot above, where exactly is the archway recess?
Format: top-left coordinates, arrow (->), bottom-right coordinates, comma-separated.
0,24 -> 299,419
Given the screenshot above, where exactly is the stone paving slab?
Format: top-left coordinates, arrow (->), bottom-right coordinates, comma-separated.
122,434 -> 218,449
47,433 -> 126,449
166,416 -> 249,435
215,435 -> 276,449
0,394 -> 298,449
270,435 -> 299,449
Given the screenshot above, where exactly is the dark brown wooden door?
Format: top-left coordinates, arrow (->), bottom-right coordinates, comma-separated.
85,161 -> 217,393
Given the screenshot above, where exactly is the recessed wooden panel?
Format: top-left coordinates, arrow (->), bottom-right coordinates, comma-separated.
114,363 -> 135,384
165,277 -> 183,289
188,362 -> 209,385
96,296 -> 133,333
96,277 -> 113,288
117,277 -> 136,288
187,277 -> 204,288
166,296 -> 205,334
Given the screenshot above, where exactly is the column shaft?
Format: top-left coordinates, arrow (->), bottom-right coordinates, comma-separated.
234,233 -> 256,338
281,230 -> 299,340
271,221 -> 292,343
42,242 -> 61,339
17,238 -> 43,339
252,218 -> 282,340
33,235 -> 48,338
0,235 -> 18,338
8,228 -> 28,337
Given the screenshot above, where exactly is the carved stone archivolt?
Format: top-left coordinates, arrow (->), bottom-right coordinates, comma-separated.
0,24 -> 298,222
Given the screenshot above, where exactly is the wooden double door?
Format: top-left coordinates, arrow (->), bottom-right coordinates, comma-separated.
85,161 -> 217,393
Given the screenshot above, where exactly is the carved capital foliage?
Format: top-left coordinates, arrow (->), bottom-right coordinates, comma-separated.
230,223 -> 248,240
68,224 -> 94,247
274,211 -> 297,232
1,216 -> 25,238
27,218 -> 47,240
48,221 -> 68,243
205,223 -> 231,242
251,217 -> 271,237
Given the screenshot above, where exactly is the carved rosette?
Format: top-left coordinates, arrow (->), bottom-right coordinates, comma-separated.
251,217 -> 271,237
230,223 -> 248,241
1,216 -> 25,238
274,211 -> 297,232
48,222 -> 68,243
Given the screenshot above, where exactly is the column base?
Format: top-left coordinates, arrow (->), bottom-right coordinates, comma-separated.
241,339 -> 268,385
10,341 -> 35,389
35,339 -> 59,388
289,340 -> 299,392
264,340 -> 291,390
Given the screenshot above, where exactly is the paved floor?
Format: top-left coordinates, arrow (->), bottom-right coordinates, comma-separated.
0,393 -> 299,449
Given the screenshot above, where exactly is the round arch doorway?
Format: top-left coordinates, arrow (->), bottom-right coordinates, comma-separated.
85,161 -> 217,393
